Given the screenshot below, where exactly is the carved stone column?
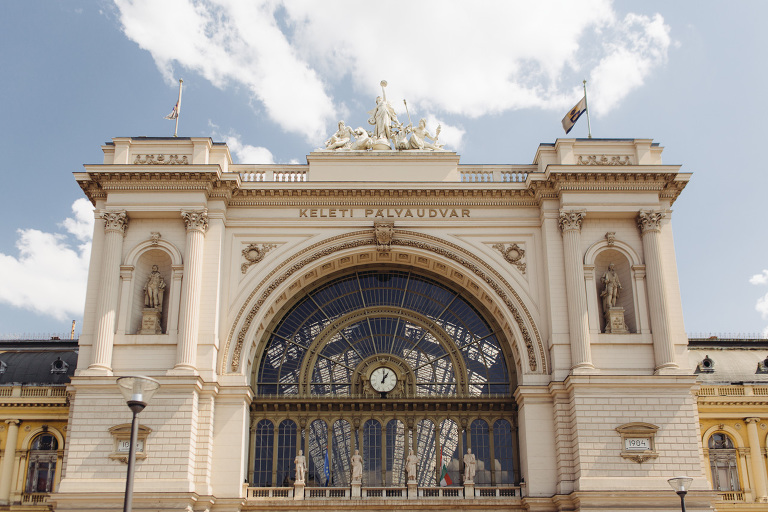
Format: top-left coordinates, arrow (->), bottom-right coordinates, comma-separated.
0,420 -> 20,504
559,210 -> 594,371
637,210 -> 677,371
89,211 -> 128,373
173,209 -> 208,372
745,418 -> 768,502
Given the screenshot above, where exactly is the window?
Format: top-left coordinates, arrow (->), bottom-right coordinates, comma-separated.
708,433 -> 739,491
25,434 -> 58,494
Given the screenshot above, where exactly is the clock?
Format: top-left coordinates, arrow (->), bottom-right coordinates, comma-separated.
370,366 -> 397,393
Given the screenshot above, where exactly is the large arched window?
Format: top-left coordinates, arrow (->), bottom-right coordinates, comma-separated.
25,434 -> 58,494
249,268 -> 519,488
708,433 -> 740,491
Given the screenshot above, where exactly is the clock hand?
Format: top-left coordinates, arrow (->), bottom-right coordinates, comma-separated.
381,371 -> 388,384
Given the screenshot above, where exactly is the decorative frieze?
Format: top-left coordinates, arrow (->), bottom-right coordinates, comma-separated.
241,243 -> 277,273
558,210 -> 586,232
577,155 -> 632,166
101,210 -> 128,235
133,154 -> 189,165
181,209 -> 209,233
492,243 -> 526,274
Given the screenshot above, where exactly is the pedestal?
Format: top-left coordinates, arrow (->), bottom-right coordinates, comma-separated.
408,481 -> 417,499
139,308 -> 162,334
293,482 -> 304,500
351,481 -> 361,498
464,481 -> 474,499
604,306 -> 628,334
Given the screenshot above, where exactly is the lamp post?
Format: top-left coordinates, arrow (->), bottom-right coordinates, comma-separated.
117,376 -> 160,512
668,476 -> 693,512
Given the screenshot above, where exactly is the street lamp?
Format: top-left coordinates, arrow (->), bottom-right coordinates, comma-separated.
668,476 -> 693,512
117,376 -> 160,512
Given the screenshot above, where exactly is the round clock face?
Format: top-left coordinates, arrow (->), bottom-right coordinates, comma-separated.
370,367 -> 397,393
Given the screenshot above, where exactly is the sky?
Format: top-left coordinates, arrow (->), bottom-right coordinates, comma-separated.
0,0 -> 767,339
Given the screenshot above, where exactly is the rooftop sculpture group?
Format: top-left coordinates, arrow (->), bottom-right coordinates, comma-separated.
323,80 -> 445,152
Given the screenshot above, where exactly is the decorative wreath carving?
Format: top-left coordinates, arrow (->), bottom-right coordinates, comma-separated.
492,243 -> 526,274
241,243 -> 277,273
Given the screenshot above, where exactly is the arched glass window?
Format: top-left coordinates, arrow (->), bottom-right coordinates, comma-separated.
331,420 -> 351,487
493,419 -> 515,484
25,434 -> 58,494
362,420 -> 382,486
708,433 -> 739,491
276,420 -> 296,487
470,419 -> 491,485
438,419 -> 460,486
385,420 -> 406,486
308,420 -> 328,487
252,420 -> 274,487
416,419 -> 435,486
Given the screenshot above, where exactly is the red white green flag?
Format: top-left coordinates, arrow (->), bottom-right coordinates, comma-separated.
439,447 -> 452,487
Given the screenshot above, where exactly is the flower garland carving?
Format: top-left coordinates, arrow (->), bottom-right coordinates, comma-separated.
577,155 -> 632,166
492,243 -> 526,274
241,243 -> 277,273
133,154 -> 189,165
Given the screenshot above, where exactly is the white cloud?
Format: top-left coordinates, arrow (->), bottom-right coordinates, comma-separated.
750,270 -> 768,285
0,201 -> 93,321
209,123 -> 276,163
114,0 -> 671,142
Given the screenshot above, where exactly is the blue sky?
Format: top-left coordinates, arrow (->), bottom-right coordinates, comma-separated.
1,0 -> 767,338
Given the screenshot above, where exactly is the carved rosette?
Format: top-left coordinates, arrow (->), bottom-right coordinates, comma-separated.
492,243 -> 526,274
102,210 -> 128,235
577,155 -> 632,166
637,210 -> 665,234
558,210 -> 586,233
241,243 -> 277,273
374,221 -> 395,252
181,209 -> 209,233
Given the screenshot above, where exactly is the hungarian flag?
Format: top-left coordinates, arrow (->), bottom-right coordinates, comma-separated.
439,447 -> 452,487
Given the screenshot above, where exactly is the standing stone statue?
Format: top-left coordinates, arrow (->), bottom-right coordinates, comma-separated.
600,262 -> 622,313
367,81 -> 399,145
463,448 -> 476,483
143,265 -> 166,311
351,449 -> 363,483
406,449 -> 418,482
294,450 -> 307,484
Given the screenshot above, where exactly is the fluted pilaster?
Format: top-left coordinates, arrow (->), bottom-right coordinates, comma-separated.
174,209 -> 208,372
89,210 -> 128,372
559,210 -> 593,371
637,210 -> 676,371
745,418 -> 768,502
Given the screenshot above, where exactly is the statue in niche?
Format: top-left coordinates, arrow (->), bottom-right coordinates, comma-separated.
351,449 -> 363,483
406,449 -> 418,482
600,262 -> 622,313
143,265 -> 166,311
294,450 -> 307,484
463,448 -> 476,483
325,120 -> 354,150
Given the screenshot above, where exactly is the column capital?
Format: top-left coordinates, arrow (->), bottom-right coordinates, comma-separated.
637,209 -> 665,234
558,209 -> 586,233
4,419 -> 19,427
745,417 -> 762,425
181,209 -> 209,233
101,210 -> 128,235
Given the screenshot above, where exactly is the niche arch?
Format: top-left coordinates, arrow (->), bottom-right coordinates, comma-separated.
123,239 -> 183,335
222,229 -> 547,381
584,238 -> 645,334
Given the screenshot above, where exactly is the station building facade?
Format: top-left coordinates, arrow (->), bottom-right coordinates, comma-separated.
46,135 -> 718,511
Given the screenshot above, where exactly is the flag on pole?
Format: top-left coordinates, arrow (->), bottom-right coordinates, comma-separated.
439,447 -> 452,487
323,449 -> 330,486
561,96 -> 587,134
164,101 -> 179,120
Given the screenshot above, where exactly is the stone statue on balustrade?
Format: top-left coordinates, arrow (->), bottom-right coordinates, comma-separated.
294,450 -> 307,484
463,448 -> 476,483
601,262 -> 628,334
325,121 -> 354,150
351,449 -> 363,483
406,449 -> 418,482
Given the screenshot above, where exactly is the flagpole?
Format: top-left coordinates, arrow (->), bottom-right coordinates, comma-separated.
174,79 -> 183,137
583,79 -> 592,139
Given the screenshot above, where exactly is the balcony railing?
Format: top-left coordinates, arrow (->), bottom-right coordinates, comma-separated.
718,491 -> 745,501
245,485 -> 520,500
22,493 -> 49,504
